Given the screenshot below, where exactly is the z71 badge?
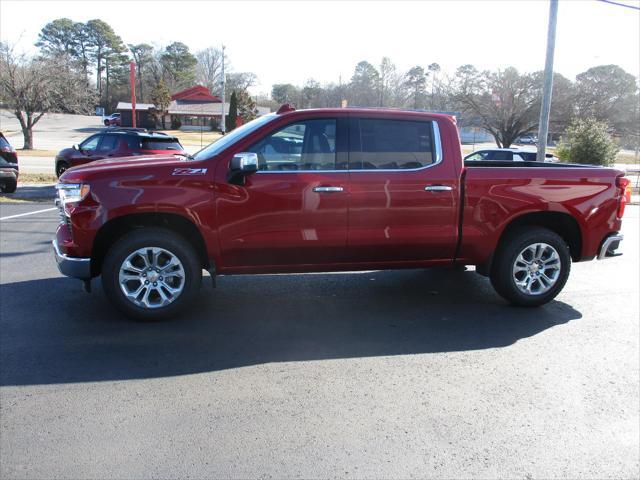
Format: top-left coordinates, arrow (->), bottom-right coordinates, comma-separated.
172,168 -> 208,176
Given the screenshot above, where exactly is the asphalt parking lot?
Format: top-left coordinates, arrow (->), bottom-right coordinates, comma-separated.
0,203 -> 638,479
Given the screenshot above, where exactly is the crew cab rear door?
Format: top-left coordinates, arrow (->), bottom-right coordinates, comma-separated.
216,116 -> 349,268
347,116 -> 458,262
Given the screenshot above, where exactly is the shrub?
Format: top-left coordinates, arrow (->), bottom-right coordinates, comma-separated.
556,118 -> 619,166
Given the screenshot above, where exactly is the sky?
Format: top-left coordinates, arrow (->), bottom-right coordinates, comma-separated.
1,0 -> 639,96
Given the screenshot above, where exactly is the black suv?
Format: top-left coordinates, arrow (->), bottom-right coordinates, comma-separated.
0,132 -> 18,193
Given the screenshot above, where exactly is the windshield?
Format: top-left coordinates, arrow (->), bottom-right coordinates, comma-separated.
192,114 -> 277,160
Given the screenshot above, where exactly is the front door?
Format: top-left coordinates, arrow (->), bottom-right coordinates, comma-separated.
216,117 -> 349,268
347,116 -> 459,263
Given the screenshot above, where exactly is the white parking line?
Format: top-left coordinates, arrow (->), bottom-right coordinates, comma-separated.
0,207 -> 57,221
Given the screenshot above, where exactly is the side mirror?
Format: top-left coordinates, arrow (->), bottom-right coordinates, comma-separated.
227,152 -> 258,184
72,144 -> 80,151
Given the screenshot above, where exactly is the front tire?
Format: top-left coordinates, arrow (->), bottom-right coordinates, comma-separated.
102,228 -> 202,320
490,227 -> 571,307
56,162 -> 69,178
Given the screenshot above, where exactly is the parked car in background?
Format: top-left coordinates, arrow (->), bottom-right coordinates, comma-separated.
103,113 -> 121,127
0,132 -> 19,193
55,129 -> 186,177
518,134 -> 538,145
465,148 -> 558,163
53,106 -> 628,319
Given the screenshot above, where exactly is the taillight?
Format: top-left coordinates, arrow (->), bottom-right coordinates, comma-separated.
616,176 -> 630,218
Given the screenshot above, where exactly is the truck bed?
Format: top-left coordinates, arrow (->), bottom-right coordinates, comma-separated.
458,163 -> 624,264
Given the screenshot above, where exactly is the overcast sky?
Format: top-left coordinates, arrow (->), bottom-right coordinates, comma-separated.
1,0 -> 638,96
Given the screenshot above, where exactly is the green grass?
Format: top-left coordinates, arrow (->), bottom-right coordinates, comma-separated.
616,152 -> 640,165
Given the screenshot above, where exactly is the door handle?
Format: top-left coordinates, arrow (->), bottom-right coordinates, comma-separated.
313,186 -> 344,193
424,185 -> 453,192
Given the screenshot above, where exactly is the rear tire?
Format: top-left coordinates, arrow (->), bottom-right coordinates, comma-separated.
56,162 -> 69,178
490,227 -> 571,307
101,228 -> 202,320
0,178 -> 17,193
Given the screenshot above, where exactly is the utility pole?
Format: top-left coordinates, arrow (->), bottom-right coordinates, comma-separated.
220,44 -> 226,134
537,0 -> 558,161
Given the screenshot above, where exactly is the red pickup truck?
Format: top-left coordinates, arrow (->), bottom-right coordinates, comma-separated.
53,105 -> 629,320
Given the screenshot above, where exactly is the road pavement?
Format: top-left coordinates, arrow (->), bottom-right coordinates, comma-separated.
0,205 -> 638,478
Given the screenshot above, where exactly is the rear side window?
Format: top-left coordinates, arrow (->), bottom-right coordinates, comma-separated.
140,138 -> 183,151
518,152 -> 536,161
0,136 -> 11,149
97,135 -> 119,152
125,136 -> 141,150
350,118 -> 434,170
486,151 -> 513,161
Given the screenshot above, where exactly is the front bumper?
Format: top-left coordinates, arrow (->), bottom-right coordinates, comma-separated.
52,238 -> 91,279
598,234 -> 623,260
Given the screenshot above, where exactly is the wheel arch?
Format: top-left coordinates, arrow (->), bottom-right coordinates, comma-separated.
91,212 -> 210,277
477,210 -> 583,276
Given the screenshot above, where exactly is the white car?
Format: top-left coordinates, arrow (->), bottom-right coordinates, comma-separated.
464,148 -> 559,163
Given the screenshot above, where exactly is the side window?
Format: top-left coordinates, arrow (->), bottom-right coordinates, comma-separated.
80,135 -> 101,151
350,118 -> 434,170
248,119 -> 337,171
490,151 -> 513,161
97,135 -> 118,152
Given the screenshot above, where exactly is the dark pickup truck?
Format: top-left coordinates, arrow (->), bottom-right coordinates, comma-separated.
53,105 -> 629,319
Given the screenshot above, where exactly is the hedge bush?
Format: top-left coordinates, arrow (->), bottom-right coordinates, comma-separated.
556,118 -> 619,166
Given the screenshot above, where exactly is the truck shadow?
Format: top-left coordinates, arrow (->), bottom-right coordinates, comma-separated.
0,268 -> 582,386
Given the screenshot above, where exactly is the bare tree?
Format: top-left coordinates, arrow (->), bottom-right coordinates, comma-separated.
378,57 -> 395,107
196,47 -> 223,94
450,65 -> 541,148
427,63 -> 441,109
0,42 -> 94,149
225,72 -> 258,100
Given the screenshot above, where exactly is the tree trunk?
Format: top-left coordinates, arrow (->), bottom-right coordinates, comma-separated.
96,54 -> 102,104
22,127 -> 33,150
137,64 -> 144,103
105,61 -> 110,113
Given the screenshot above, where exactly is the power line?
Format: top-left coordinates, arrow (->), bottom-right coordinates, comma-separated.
597,0 -> 640,11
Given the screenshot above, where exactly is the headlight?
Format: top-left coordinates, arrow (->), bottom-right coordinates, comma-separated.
56,183 -> 90,209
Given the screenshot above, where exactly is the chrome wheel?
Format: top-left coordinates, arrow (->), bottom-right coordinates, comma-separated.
512,242 -> 561,296
118,247 -> 185,309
